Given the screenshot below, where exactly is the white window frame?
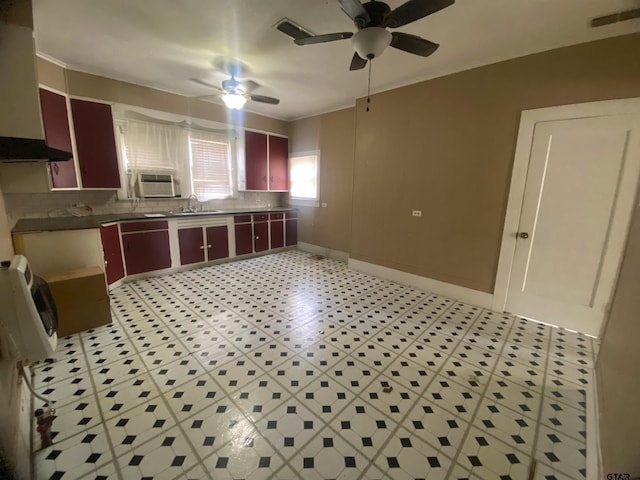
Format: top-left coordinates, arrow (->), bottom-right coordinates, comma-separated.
112,104 -> 239,201
289,150 -> 320,207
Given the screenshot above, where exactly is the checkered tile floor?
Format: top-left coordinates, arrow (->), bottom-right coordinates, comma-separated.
31,250 -> 596,480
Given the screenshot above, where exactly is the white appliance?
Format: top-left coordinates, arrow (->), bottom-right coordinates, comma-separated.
136,173 -> 175,198
0,255 -> 57,361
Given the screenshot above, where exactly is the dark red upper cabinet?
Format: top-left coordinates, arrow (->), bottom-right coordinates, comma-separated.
70,99 -> 121,189
39,89 -> 77,188
245,131 -> 268,190
268,135 -> 288,191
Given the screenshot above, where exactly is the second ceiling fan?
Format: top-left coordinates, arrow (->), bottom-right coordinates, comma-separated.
293,0 -> 454,70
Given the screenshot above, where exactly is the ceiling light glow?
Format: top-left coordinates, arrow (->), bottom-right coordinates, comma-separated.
221,93 -> 247,110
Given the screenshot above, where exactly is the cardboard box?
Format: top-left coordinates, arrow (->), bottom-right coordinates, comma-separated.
41,266 -> 112,337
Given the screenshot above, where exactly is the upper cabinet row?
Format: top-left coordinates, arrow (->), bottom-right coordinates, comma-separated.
39,88 -> 121,189
244,130 -> 288,191
39,89 -> 289,193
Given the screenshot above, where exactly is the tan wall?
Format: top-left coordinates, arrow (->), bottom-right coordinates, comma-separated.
64,69 -> 287,135
596,206 -> 640,476
290,33 -> 640,293
289,110 -> 356,254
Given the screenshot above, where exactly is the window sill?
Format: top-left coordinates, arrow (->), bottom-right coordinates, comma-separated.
289,198 -> 319,208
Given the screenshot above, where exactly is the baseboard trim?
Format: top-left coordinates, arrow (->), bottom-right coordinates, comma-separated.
586,369 -> 601,480
297,242 -> 350,263
347,258 -> 494,309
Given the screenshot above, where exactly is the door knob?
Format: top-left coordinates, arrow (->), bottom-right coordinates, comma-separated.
518,232 -> 529,239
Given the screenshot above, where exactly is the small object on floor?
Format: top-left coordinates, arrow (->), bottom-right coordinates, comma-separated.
319,330 -> 324,334
382,386 -> 393,393
35,407 -> 56,449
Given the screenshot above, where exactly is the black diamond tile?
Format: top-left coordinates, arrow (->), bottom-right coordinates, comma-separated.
203,436 -> 215,446
400,438 -> 412,447
468,456 -> 482,467
387,457 -> 400,468
427,457 -> 440,468
171,456 -> 185,467
216,457 -> 229,468
129,455 -> 144,466
506,453 -> 520,464
303,457 -> 314,468
122,435 -> 136,445
345,457 -> 356,468
259,457 -> 271,468
284,437 -> 294,447
545,452 -> 560,462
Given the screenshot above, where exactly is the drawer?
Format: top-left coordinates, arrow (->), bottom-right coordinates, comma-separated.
253,214 -> 269,222
234,215 -> 252,224
269,213 -> 284,220
285,211 -> 298,219
120,220 -> 169,233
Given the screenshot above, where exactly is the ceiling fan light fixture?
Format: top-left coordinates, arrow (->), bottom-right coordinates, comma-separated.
221,93 -> 247,110
352,27 -> 391,60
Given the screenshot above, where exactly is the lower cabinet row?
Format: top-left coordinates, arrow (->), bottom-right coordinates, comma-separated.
101,213 -> 298,286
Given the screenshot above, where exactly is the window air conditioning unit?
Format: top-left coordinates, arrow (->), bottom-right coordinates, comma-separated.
136,173 -> 175,198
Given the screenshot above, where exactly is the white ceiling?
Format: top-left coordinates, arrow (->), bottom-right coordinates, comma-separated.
33,0 -> 640,121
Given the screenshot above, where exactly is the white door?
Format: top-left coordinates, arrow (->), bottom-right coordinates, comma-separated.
499,109 -> 640,337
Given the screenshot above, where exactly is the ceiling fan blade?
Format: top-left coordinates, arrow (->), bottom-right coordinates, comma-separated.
295,32 -> 353,45
338,0 -> 370,28
390,32 -> 439,57
384,0 -> 454,28
239,80 -> 259,93
249,94 -> 280,105
349,52 -> 368,71
189,78 -> 223,90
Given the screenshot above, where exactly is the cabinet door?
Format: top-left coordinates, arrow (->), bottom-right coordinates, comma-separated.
206,226 -> 229,261
178,227 -> 205,265
270,220 -> 284,249
70,99 -> 121,189
254,221 -> 269,252
245,131 -> 268,190
268,135 -> 289,191
235,223 -> 253,256
39,89 -> 77,188
285,219 -> 298,246
122,231 -> 171,275
100,224 -> 125,285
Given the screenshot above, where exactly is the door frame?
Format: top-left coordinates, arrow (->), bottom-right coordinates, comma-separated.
492,97 -> 640,336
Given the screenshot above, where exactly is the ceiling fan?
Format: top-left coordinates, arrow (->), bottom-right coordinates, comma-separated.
190,76 -> 280,110
293,0 -> 454,70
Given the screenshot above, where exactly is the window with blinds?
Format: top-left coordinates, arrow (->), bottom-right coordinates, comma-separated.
189,132 -> 233,200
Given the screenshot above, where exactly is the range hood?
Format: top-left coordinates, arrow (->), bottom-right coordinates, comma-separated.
0,137 -> 72,162
1,7 -> 72,162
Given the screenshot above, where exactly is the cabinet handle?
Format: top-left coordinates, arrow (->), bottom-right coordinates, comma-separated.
255,236 -> 259,240
199,246 -> 205,250
207,244 -> 212,248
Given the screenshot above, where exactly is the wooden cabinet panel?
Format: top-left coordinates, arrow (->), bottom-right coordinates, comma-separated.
120,220 -> 168,233
285,219 -> 298,246
70,99 -> 120,189
270,220 -> 284,249
254,221 -> 269,253
234,215 -> 252,224
206,226 -> 229,261
245,131 -> 268,190
269,135 -> 289,191
178,227 -> 205,265
122,230 -> 171,275
39,89 -> 77,188
235,223 -> 253,256
100,224 -> 125,285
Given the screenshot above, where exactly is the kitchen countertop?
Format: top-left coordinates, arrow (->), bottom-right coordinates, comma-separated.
12,207 -> 296,233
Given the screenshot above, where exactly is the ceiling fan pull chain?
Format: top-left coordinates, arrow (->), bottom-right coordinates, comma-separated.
366,60 -> 372,112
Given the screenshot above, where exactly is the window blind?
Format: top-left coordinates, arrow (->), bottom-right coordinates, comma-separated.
189,131 -> 232,200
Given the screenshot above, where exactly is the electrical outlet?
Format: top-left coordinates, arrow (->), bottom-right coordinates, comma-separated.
412,210 -> 422,217
321,203 -> 327,208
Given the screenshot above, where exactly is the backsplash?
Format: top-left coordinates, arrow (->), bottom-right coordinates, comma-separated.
4,190 -> 287,227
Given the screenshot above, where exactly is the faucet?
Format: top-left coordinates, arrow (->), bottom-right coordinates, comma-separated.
187,194 -> 198,213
